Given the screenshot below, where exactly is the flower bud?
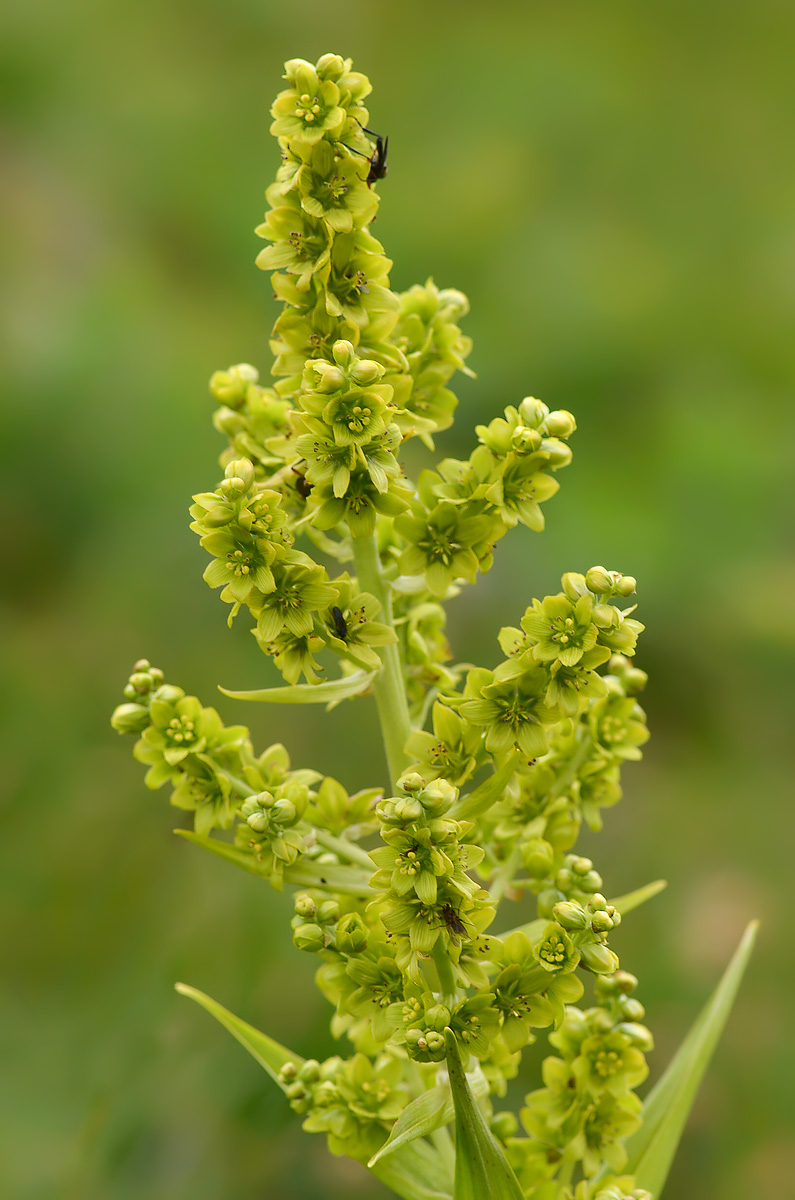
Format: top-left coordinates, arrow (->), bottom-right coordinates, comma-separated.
421,778 -> 457,813
591,909 -> 615,933
312,362 -> 347,393
246,811 -> 269,833
613,970 -> 638,994
518,396 -> 549,429
543,409 -> 577,438
394,797 -> 423,822
618,1022 -> 654,1051
293,893 -> 316,920
540,438 -> 572,468
621,997 -> 646,1022
129,673 -> 153,692
399,772 -> 425,794
577,870 -> 603,894
586,566 -> 616,595
424,1004 -> 451,1031
313,1080 -> 338,1106
569,856 -> 593,876
224,458 -> 255,492
537,887 -> 566,919
553,900 -> 589,931
332,339 -> 356,369
579,942 -> 619,974
152,684 -> 184,704
133,658 -> 151,672
490,1111 -> 518,1141
110,703 -> 150,734
316,899 -> 340,925
298,1058 -> 321,1083
511,425 -> 543,454
521,837 -> 555,877
616,574 -> 637,597
335,912 -> 368,954
278,1061 -> 298,1083
561,572 -> 589,602
349,358 -> 383,386
272,798 -> 297,825
292,922 -> 326,952
210,363 -> 258,407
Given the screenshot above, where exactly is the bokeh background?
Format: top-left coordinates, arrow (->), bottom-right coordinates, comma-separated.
2,1 -> 793,1197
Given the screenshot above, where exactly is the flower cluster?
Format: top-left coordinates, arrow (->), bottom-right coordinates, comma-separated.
104,51 -> 723,1200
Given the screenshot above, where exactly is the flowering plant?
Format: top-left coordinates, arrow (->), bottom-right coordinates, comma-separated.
112,53 -> 756,1200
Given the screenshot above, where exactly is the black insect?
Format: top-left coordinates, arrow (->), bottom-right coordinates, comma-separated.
440,903 -> 467,945
331,606 -> 348,640
291,466 -> 312,499
348,122 -> 389,186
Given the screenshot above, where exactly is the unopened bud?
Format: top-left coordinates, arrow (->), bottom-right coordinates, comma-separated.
579,942 -> 619,975
110,703 -> 150,734
553,900 -> 589,931
616,574 -> 637,597
543,409 -> 577,438
518,396 -> 549,429
294,893 -> 316,919
521,838 -> 555,877
349,358 -> 383,385
336,912 -> 368,954
316,899 -> 340,925
618,1022 -> 654,1052
292,922 -> 325,952
561,572 -> 589,602
332,339 -> 356,369
586,566 -> 615,595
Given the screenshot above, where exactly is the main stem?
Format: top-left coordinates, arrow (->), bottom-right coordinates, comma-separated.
352,532 -> 412,792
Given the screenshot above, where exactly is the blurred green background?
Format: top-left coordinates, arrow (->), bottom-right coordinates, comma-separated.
2,0 -> 793,1196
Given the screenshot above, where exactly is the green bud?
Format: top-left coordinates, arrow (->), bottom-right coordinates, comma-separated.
278,1061 -> 298,1083
110,703 -> 150,734
335,912 -> 368,954
613,970 -> 638,994
224,457 -> 255,491
210,363 -> 258,407
312,362 -> 347,393
490,1111 -> 519,1142
579,942 -> 620,975
511,425 -> 543,454
616,574 -> 637,597
618,1022 -> 654,1051
285,1080 -> 307,1102
272,797 -> 297,824
394,796 -> 423,821
350,358 -> 383,386
621,997 -> 646,1021
577,870 -> 603,893
425,1004 -> 452,1031
561,572 -> 589,602
421,778 -> 457,812
521,837 -> 555,877
537,887 -> 566,919
316,899 -> 340,925
313,1080 -> 338,1106
152,684 -> 184,704
133,658 -> 151,672
294,893 -> 316,919
553,900 -> 589,931
332,339 -> 356,369
292,922 -> 326,952
586,565 -> 615,594
298,1058 -> 321,1083
591,909 -> 615,933
544,409 -> 576,438
518,396 -> 549,429
129,672 -> 153,693
556,868 -> 574,892
399,772 -> 425,794
569,856 -> 593,876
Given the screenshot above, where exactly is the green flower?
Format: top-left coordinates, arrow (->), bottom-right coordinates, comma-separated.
535,923 -> 580,973
270,61 -> 346,145
580,1092 -> 643,1177
521,593 -> 598,667
404,700 -> 482,786
134,691 -> 241,779
297,139 -> 378,232
260,629 -> 326,684
312,467 -> 411,537
461,664 -> 559,758
255,205 -> 331,290
236,786 -> 308,886
588,689 -> 650,762
303,1053 -> 408,1161
492,932 -> 584,1052
396,500 -> 493,596
573,1030 -> 648,1098
593,603 -> 645,656
545,646 -> 611,717
321,575 -> 396,670
449,993 -> 501,1059
253,562 -> 338,642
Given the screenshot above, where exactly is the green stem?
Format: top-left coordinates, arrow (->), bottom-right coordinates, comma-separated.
352,532 -> 412,792
313,829 -> 374,870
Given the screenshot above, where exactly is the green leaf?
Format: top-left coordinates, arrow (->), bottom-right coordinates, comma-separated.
444,1028 -> 524,1200
451,753 -> 518,821
219,669 -> 375,705
174,982 -> 303,1087
625,919 -> 758,1197
173,829 -> 371,894
369,1070 -> 489,1167
370,1139 -> 453,1200
609,878 -> 667,915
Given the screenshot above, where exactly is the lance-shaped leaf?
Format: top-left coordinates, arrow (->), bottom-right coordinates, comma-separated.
369,1068 -> 490,1167
370,1140 -> 453,1200
175,983 -> 303,1086
219,670 -> 375,705
173,828 -> 372,894
609,878 -> 667,915
624,919 -> 758,1196
444,1028 -> 525,1200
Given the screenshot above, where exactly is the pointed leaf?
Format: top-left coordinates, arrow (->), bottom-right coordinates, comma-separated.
625,920 -> 758,1197
444,1028 -> 524,1200
609,878 -> 667,915
219,670 -> 375,705
175,982 -> 303,1086
369,1071 -> 489,1166
370,1139 -> 453,1200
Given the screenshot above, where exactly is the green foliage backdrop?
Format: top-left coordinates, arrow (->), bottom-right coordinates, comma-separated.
2,1 -> 793,1197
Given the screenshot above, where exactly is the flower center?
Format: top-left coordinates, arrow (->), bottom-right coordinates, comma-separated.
166,715 -> 197,746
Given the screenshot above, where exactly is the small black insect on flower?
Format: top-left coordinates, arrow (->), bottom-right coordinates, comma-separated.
331,605 -> 348,640
347,121 -> 388,187
292,465 -> 312,498
440,903 -> 467,945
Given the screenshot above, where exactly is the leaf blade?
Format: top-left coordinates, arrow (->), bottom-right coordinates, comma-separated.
444,1028 -> 524,1200
626,919 -> 758,1196
219,670 -> 375,705
369,1070 -> 489,1167
174,982 -> 303,1087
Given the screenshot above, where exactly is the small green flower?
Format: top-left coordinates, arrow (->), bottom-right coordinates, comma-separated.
255,205 -> 331,290
396,501 -> 493,596
573,1030 -> 648,1098
461,664 -> 559,758
260,628 -> 326,684
545,646 -> 611,717
321,575 -> 396,670
297,139 -> 378,232
253,562 -> 338,642
270,61 -> 346,145
521,593 -> 598,667
404,700 -> 482,786
588,689 -> 650,762
312,467 -> 411,537
449,993 -> 501,1059
536,923 -> 580,973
